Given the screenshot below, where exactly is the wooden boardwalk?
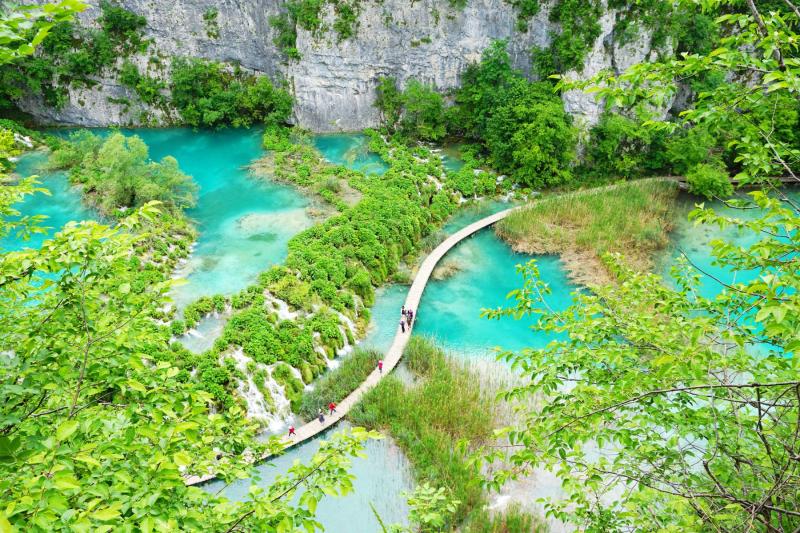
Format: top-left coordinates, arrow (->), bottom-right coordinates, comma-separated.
185,207 -> 516,486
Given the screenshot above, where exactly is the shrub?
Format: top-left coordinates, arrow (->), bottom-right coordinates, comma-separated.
169,58 -> 293,128
374,77 -> 447,142
686,162 -> 732,199
449,41 -> 577,188
47,131 -> 198,215
582,113 -> 655,180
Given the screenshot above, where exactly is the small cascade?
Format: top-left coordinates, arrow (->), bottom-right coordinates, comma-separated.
265,293 -> 299,321
335,325 -> 352,357
227,350 -> 293,433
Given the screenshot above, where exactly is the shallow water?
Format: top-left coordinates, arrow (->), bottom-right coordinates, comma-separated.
658,195 -> 767,299
202,422 -> 413,532
362,200 -> 575,360
106,128 -> 315,309
313,134 -> 388,175
0,152 -> 98,251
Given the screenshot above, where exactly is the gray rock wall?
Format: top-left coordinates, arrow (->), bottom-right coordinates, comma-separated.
16,0 -> 660,131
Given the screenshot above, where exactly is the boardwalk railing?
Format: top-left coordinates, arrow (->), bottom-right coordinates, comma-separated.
185,207 -> 517,486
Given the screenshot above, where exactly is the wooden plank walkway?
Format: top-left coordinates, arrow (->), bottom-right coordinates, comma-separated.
185,206 -> 517,486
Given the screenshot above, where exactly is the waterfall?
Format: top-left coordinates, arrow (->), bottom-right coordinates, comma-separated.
227,350 -> 293,433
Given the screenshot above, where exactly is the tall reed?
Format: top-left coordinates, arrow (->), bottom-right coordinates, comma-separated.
351,337 -> 540,530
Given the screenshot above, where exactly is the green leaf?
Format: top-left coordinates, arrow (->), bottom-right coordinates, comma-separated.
173,451 -> 192,467
56,420 -> 79,441
91,507 -> 120,521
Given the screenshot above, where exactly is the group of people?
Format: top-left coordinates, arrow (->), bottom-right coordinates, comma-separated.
287,401 -> 338,437
287,307 -> 417,439
399,305 -> 415,333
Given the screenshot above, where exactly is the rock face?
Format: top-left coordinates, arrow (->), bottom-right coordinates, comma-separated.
16,0 -> 661,131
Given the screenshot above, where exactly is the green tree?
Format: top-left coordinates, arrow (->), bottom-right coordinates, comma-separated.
48,131 -> 198,214
374,77 -> 447,142
483,79 -> 576,187
0,1 -> 85,65
483,1 -> 800,530
169,57 -> 293,128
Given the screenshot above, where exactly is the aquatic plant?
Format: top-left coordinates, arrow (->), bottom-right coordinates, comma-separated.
496,178 -> 680,283
351,337 -> 501,527
297,348 -> 380,420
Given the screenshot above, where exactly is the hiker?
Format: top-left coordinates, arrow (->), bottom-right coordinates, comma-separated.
401,305 -> 406,318
318,408 -> 325,424
288,425 -> 296,437
400,318 -> 406,333
407,308 -> 414,324
378,359 -> 383,373
328,401 -> 337,415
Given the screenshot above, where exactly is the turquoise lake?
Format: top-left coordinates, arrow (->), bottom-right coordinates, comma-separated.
203,422 -> 414,532
103,128 -> 315,309
4,129 -> 786,532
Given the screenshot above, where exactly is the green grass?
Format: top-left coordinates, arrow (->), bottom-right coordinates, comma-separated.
496,179 -> 681,281
464,503 -> 544,532
297,348 -> 380,420
350,337 -> 540,530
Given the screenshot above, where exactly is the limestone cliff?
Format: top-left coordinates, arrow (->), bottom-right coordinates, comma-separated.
16,0 -> 662,131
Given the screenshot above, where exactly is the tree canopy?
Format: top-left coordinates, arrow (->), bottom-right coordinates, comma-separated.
482,1 -> 800,530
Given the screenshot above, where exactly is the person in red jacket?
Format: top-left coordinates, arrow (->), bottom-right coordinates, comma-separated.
328,401 -> 337,415
378,359 -> 383,373
288,425 -> 296,437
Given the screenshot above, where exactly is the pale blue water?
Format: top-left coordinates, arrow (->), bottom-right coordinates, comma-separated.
0,152 -> 98,251
203,422 -> 413,532
659,195 -> 769,299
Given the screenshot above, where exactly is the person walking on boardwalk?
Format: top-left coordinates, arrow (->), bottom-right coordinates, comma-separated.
328,401 -> 337,415
407,308 -> 414,324
378,359 -> 383,373
288,425 -> 296,437
318,408 -> 325,424
401,305 -> 406,318
400,318 -> 406,333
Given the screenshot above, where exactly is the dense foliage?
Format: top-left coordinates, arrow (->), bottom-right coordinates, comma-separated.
47,130 -> 198,215
169,57 -> 293,128
483,1 -> 800,530
374,77 -> 447,142
448,41 -> 577,188
0,1 -> 148,111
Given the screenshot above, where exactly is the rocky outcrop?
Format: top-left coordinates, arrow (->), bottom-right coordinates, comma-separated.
17,0 -> 662,131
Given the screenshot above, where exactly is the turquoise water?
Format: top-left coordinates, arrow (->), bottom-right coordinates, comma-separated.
659,195 -> 769,299
203,422 -> 413,532
97,128 -> 315,309
0,152 -> 98,251
313,134 -> 388,175
362,201 -> 575,359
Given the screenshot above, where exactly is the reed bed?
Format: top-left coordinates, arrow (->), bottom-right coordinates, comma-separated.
297,348 -> 380,420
350,337 -> 541,530
496,179 -> 681,284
